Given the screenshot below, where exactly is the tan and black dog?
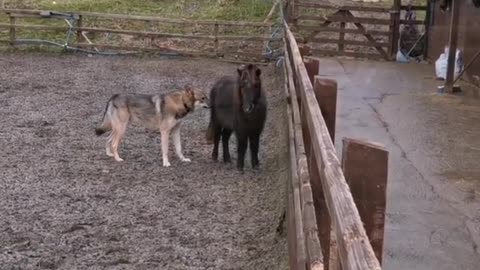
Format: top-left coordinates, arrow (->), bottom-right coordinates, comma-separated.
95,85 -> 209,167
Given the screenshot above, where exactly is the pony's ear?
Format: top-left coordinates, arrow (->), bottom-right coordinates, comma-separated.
255,68 -> 261,77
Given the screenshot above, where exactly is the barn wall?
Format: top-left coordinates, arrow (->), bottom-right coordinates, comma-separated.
428,0 -> 480,86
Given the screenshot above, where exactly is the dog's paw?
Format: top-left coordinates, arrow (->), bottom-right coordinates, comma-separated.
163,161 -> 171,167
181,157 -> 191,162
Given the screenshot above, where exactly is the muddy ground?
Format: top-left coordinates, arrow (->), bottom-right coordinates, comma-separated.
0,53 -> 288,270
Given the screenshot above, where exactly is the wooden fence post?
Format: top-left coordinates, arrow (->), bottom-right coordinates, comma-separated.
76,15 -> 83,44
299,45 -> 312,58
303,57 -> 319,86
313,77 -> 337,142
9,14 -> 16,46
389,0 -> 401,58
444,0 -> 461,93
338,11 -> 346,54
213,21 -> 219,56
341,138 -> 388,264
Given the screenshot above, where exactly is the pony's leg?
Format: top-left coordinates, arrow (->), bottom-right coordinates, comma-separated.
236,132 -> 248,171
249,133 -> 261,168
212,124 -> 222,161
221,128 -> 233,163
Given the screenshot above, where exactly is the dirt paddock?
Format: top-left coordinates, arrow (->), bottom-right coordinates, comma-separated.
0,53 -> 288,270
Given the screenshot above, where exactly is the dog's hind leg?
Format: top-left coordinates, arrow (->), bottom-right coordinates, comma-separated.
160,129 -> 171,167
172,124 -> 190,163
105,133 -> 114,157
111,122 -> 127,162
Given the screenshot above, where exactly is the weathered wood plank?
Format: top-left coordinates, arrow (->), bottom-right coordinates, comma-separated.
311,49 -> 384,60
297,15 -> 391,25
309,37 -> 389,48
284,21 -> 381,270
342,138 -> 388,265
288,103 -> 308,270
286,42 -> 324,270
400,5 -> 427,10
296,2 -> 390,13
294,25 -> 390,37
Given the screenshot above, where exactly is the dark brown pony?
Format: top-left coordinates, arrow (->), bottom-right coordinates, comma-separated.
206,64 -> 267,171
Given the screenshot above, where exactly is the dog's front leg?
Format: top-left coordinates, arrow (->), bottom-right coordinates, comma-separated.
160,129 -> 171,167
172,124 -> 191,162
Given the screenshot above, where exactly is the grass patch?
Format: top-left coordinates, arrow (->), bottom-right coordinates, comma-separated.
4,0 -> 276,21
1,1 -> 281,58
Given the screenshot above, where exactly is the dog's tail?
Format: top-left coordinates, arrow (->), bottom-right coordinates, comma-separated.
95,95 -> 117,136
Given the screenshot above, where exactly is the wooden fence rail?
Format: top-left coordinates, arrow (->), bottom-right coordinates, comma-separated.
0,8 -> 281,62
284,19 -> 388,270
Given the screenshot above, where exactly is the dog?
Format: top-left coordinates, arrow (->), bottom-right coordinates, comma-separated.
95,84 -> 209,167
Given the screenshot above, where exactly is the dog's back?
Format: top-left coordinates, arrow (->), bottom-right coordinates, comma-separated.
95,94 -> 160,135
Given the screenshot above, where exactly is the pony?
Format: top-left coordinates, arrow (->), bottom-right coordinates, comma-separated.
206,64 -> 267,171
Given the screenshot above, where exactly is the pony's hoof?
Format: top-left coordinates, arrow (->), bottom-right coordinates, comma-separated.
115,158 -> 124,162
181,158 -> 191,162
163,161 -> 171,167
237,164 -> 244,172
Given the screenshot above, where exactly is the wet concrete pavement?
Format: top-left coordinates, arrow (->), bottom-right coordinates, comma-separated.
317,58 -> 480,270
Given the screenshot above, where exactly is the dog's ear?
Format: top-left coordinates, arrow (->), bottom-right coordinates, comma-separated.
184,84 -> 194,95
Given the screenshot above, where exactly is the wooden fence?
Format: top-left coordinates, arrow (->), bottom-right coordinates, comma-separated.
284,20 -> 389,270
0,8 -> 282,62
286,0 -> 427,60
